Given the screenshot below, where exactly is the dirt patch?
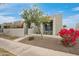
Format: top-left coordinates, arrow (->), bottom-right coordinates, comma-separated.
0,33 -> 18,40
20,36 -> 79,55
0,48 -> 15,56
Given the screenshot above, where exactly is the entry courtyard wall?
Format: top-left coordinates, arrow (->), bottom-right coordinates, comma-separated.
3,28 -> 24,37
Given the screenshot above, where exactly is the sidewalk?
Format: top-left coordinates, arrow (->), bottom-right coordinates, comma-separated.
0,38 -> 76,56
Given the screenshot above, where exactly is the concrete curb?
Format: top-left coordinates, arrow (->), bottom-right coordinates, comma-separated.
14,34 -> 62,42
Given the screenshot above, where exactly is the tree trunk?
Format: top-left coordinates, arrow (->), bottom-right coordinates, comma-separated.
37,26 -> 43,40
24,23 -> 28,35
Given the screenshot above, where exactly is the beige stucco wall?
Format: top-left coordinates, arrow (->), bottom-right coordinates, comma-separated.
3,28 -> 24,37
53,14 -> 62,35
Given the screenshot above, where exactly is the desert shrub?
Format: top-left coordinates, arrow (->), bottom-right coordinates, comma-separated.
28,36 -> 34,41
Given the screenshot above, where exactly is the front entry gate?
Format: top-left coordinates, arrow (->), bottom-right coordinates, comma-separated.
43,20 -> 53,35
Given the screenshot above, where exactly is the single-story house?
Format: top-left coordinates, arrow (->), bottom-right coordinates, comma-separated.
0,14 -> 62,37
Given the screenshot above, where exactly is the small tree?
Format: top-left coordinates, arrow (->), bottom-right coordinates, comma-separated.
21,6 -> 50,39
21,9 -> 33,28
21,9 -> 34,34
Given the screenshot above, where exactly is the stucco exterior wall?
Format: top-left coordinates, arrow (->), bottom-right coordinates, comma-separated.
3,28 -> 24,37
53,14 -> 62,35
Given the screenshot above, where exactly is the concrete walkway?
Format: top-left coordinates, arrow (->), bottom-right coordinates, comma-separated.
0,38 -> 76,56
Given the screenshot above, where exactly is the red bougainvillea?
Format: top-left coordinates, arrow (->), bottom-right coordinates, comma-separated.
58,28 -> 79,47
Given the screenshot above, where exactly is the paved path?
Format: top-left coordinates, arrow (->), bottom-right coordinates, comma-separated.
0,38 -> 76,56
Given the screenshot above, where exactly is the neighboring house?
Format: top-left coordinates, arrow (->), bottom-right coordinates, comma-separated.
3,21 -> 24,28
0,21 -> 25,37
76,23 -> 79,30
0,14 -> 62,37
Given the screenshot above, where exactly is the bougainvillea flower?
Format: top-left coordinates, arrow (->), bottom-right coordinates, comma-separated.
71,36 -> 76,42
59,28 -> 68,37
68,28 -> 75,36
75,30 -> 79,38
58,28 -> 79,47
64,39 -> 69,42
